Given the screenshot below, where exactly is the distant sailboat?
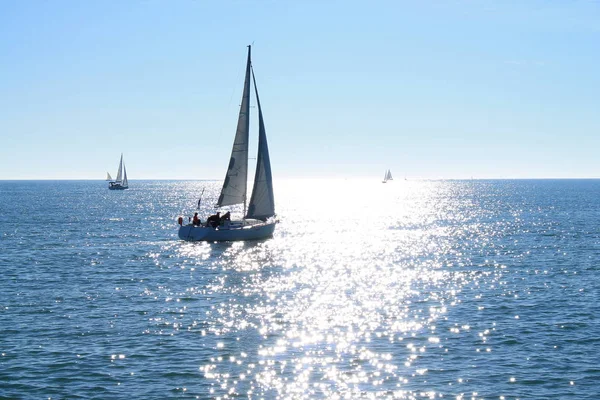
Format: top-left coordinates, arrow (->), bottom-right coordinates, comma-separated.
106,172 -> 112,181
382,169 -> 393,183
178,45 -> 277,242
108,154 -> 129,190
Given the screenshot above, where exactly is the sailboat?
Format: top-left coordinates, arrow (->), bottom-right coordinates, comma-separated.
178,45 -> 277,242
382,169 -> 393,183
106,172 -> 112,181
108,154 -> 129,190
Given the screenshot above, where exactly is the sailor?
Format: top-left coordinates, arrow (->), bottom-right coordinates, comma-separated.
219,211 -> 231,228
220,211 -> 231,222
206,212 -> 220,228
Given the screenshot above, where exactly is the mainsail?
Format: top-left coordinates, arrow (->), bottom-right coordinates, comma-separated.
217,47 -> 252,208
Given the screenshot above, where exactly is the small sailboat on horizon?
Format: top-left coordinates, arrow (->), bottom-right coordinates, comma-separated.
108,154 -> 129,190
178,45 -> 277,242
382,169 -> 393,183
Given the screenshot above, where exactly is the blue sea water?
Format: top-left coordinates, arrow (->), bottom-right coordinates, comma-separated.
0,179 -> 599,399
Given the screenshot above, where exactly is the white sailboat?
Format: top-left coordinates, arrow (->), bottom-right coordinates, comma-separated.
178,45 -> 277,242
108,154 -> 129,190
106,172 -> 112,181
382,169 -> 393,183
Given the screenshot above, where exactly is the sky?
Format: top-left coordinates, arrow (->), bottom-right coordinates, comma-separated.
1,0 -> 599,180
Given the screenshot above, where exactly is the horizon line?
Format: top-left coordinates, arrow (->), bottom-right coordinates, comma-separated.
2,177 -> 600,182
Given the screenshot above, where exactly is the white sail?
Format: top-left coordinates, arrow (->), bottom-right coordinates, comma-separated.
383,169 -> 393,183
115,154 -> 124,183
217,47 -> 252,208
106,172 -> 112,181
122,162 -> 128,187
245,67 -> 275,221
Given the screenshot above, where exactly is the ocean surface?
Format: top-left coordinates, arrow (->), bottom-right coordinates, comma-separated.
1,179 -> 599,399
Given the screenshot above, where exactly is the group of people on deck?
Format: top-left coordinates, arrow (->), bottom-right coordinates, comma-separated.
192,211 -> 231,228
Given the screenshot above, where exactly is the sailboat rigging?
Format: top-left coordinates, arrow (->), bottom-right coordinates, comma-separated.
178,45 -> 277,241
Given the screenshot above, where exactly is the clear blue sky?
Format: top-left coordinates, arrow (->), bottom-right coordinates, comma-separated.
1,0 -> 599,180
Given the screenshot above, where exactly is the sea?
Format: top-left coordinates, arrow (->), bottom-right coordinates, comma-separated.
0,179 -> 599,399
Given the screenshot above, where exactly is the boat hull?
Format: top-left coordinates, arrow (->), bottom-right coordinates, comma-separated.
109,184 -> 128,190
178,220 -> 276,242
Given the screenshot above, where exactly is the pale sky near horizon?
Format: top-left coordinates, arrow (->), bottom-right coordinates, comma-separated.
1,0 -> 599,180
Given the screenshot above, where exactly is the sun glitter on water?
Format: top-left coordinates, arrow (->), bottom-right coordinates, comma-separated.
167,178 -> 487,398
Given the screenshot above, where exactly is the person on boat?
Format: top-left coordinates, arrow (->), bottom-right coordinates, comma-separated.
220,212 -> 231,222
206,212 -> 221,228
219,211 -> 231,227
193,212 -> 200,226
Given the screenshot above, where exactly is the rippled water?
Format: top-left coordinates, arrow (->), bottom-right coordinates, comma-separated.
1,179 -> 599,399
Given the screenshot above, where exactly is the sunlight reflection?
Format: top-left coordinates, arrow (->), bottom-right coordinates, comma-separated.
161,179 -> 510,398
